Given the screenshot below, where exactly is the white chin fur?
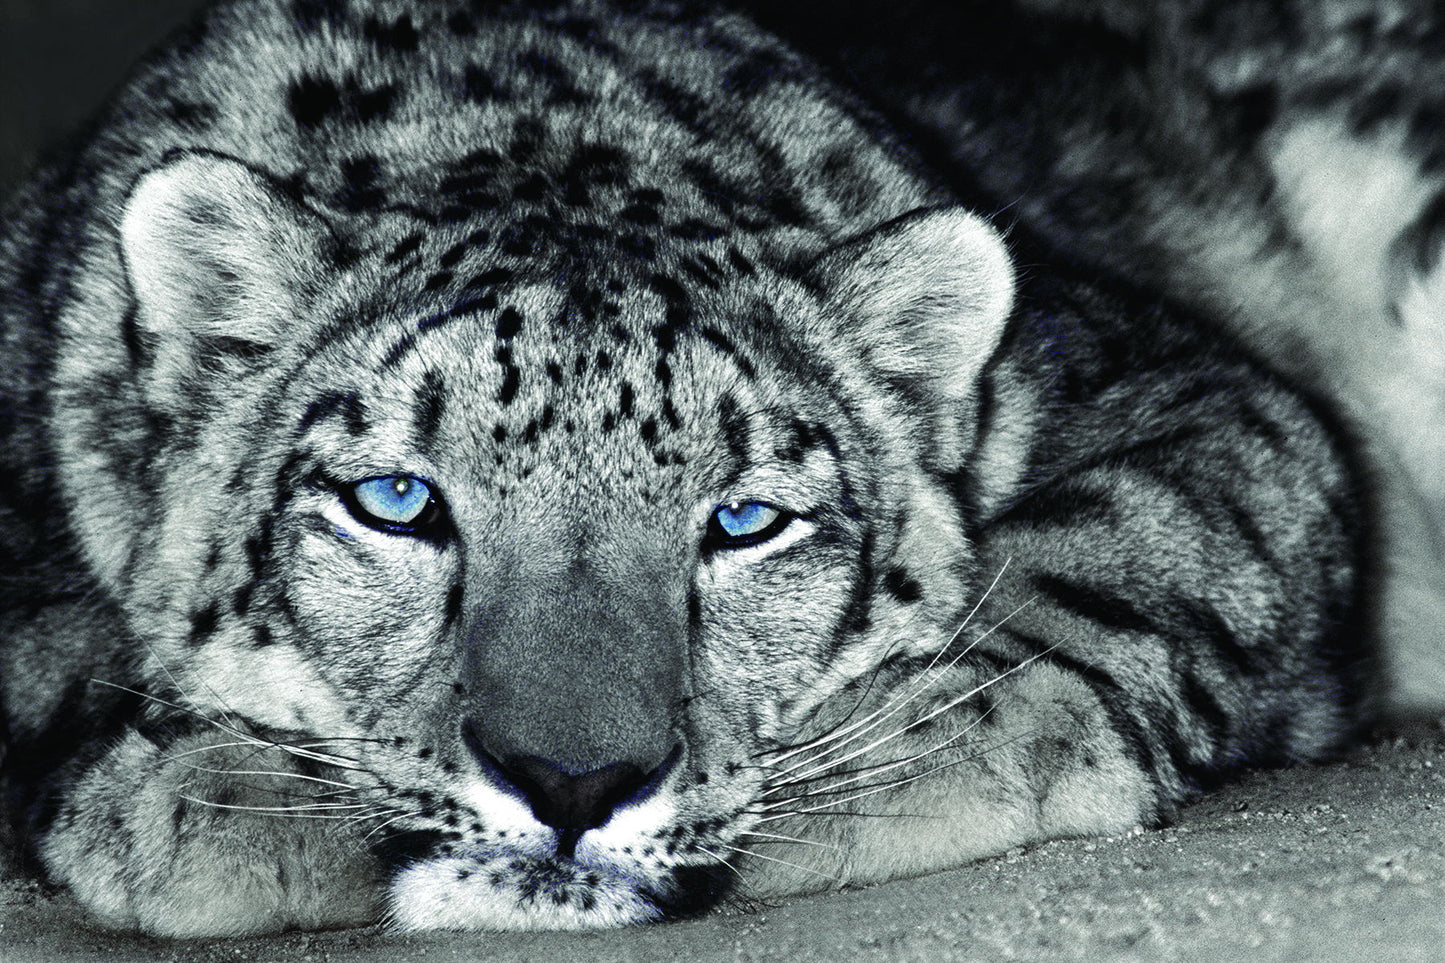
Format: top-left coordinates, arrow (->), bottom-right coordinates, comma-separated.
386,854 -> 662,931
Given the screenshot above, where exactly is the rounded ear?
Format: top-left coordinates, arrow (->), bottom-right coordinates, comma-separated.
814,206 -> 1015,402
119,151 -> 331,362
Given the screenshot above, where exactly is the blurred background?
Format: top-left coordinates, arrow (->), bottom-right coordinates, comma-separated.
0,0 -> 209,192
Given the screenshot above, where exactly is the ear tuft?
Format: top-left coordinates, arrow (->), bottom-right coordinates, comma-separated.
120,151 -> 326,351
819,206 -> 1015,401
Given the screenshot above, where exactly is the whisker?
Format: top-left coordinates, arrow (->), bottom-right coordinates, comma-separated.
759,746 -> 985,807
310,786 -> 376,800
784,727 -> 1041,810
94,681 -> 277,750
762,602 -> 1040,791
749,807 -> 929,820
756,636 -> 908,763
346,807 -> 407,826
242,742 -> 365,770
270,736 -> 380,754
177,794 -> 373,816
163,739 -> 288,763
760,738 -> 959,792
756,730 -> 1036,823
364,811 -> 424,840
760,706 -> 994,804
760,559 -> 1015,769
735,829 -> 838,851
695,846 -> 748,882
138,641 -> 243,735
172,762 -> 362,792
91,679 -> 368,772
755,782 -> 918,823
922,557 -> 1014,675
725,846 -> 838,883
760,582 -> 1025,779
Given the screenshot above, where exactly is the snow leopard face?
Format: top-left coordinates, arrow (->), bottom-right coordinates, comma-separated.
63,147 -> 1010,927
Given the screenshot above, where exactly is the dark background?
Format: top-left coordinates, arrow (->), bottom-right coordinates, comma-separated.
0,0 -> 210,193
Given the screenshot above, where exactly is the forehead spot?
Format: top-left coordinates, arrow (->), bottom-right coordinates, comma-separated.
386,232 -> 424,264
363,13 -> 420,54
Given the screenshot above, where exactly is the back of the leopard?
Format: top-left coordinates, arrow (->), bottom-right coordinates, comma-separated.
752,0 -> 1445,713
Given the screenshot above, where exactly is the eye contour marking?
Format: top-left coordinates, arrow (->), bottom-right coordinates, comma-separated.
708,501 -> 790,548
349,475 -> 437,531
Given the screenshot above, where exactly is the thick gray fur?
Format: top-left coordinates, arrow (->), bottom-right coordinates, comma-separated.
749,0 -> 1445,710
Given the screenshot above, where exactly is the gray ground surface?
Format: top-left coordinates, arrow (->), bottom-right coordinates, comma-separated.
3,2 -> 1445,961
6,723 -> 1445,962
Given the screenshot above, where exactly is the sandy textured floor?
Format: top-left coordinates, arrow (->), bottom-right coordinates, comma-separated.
6,722 -> 1445,963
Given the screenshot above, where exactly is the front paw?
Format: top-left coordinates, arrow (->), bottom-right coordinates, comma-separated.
41,727 -> 383,937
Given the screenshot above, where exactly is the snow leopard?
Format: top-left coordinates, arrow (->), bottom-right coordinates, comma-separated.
2,0 -> 1432,938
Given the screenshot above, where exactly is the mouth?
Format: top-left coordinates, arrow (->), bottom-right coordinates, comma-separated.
365,727 -> 738,931
386,846 -> 661,930
383,837 -> 732,931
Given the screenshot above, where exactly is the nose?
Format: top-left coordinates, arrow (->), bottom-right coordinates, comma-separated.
463,718 -> 679,857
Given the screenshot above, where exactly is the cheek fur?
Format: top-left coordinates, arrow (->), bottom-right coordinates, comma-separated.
282,518 -> 456,678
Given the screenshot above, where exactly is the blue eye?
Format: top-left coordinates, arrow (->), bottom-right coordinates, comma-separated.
346,476 -> 440,534
708,501 -> 789,548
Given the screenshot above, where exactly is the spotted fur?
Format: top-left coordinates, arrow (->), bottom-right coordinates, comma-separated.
0,0 -> 1383,937
748,0 -> 1445,712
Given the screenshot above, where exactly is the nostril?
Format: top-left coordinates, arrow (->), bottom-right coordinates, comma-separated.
508,756 -> 645,835
460,719 -> 680,857
504,750 -> 682,858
